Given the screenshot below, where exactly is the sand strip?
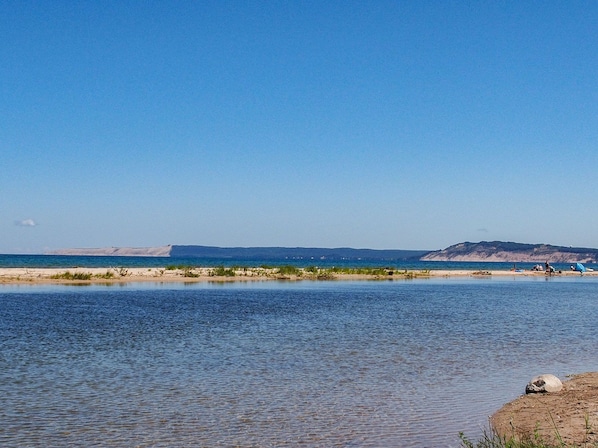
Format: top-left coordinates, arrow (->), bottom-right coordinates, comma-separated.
0,267 -> 594,285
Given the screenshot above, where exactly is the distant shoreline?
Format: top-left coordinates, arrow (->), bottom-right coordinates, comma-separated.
41,241 -> 598,264
0,266 -> 595,285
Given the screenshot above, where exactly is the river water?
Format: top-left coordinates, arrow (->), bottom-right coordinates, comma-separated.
1,277 -> 597,447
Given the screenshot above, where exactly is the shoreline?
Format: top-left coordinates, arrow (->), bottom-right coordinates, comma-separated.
0,266 -> 595,285
491,372 -> 598,446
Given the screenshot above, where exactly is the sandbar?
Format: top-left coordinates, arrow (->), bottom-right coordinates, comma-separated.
0,266 -> 595,285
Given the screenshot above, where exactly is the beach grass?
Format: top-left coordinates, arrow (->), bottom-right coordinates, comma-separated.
460,430 -> 557,447
460,421 -> 598,448
50,269 -> 134,280
275,265 -> 301,276
95,270 -> 115,279
165,264 -> 193,270
210,266 -> 236,277
50,271 -> 93,280
182,266 -> 200,277
460,432 -> 548,447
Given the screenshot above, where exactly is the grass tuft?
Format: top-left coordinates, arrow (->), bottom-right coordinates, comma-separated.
275,265 -> 301,276
459,418 -> 598,448
210,266 -> 235,277
50,271 -> 92,280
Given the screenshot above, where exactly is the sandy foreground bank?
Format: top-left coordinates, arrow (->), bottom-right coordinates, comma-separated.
0,266 -> 595,285
492,372 -> 598,446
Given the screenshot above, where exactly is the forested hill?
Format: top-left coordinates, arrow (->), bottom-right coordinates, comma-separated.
421,241 -> 598,263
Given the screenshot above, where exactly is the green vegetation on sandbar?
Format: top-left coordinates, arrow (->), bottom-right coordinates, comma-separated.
95,270 -> 115,279
50,271 -> 93,280
300,266 -> 431,279
165,264 -> 194,271
246,265 -> 434,280
115,267 -> 130,277
45,266 -> 433,281
210,266 -> 236,277
275,265 -> 301,276
49,269 -> 125,280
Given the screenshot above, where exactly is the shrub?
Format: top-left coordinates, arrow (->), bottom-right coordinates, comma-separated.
181,267 -> 200,277
276,265 -> 300,276
50,271 -> 92,280
316,271 -> 335,280
211,266 -> 236,277
115,267 -> 130,277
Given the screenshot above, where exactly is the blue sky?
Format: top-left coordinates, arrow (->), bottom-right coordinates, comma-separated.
2,1 -> 597,253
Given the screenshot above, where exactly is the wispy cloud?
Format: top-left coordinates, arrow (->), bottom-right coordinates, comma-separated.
477,228 -> 488,233
15,218 -> 38,227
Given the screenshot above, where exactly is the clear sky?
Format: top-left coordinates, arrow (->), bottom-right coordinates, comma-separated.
2,1 -> 597,253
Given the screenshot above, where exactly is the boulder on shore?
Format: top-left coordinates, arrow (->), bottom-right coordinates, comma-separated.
525,374 -> 563,393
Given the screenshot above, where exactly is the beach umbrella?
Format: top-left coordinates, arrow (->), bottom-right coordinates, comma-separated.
576,262 -> 586,273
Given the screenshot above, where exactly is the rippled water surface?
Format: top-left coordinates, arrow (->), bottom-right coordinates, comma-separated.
1,278 -> 598,447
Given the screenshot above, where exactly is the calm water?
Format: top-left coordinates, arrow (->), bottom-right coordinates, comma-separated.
1,277 -> 597,447
0,253 -> 586,272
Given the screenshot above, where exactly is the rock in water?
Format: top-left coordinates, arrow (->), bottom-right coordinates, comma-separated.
525,374 -> 563,394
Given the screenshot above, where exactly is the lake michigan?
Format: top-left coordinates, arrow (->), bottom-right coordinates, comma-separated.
2,275 -> 597,446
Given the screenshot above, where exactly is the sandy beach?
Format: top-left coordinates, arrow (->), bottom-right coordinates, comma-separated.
0,266 -> 595,285
492,372 -> 598,446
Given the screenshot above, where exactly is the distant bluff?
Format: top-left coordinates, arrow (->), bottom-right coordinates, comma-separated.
46,246 -> 173,257
421,241 -> 598,263
47,245 -> 428,261
46,241 -> 598,263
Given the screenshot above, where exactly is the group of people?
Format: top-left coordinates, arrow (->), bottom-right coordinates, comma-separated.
530,262 -> 556,274
529,261 -> 588,275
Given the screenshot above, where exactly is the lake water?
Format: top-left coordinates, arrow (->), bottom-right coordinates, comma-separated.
0,253 -> 585,273
1,277 -> 597,447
